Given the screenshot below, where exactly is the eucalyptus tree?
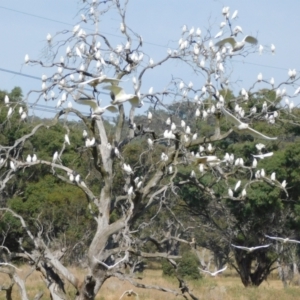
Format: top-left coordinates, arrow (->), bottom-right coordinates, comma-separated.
0,0 -> 299,299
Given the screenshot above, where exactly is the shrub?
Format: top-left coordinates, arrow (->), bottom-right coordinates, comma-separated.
162,252 -> 202,280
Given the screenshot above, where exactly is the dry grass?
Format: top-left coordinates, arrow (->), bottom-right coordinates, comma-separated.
1,266 -> 300,300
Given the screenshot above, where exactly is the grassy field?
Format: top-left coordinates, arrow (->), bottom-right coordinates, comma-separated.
1,266 -> 300,300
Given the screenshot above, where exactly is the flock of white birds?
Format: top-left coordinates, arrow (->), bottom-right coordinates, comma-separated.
2,4 -> 299,278
15,6 -> 294,204
201,234 -> 300,276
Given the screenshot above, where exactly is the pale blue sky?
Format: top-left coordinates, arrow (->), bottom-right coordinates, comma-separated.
0,1 -> 299,117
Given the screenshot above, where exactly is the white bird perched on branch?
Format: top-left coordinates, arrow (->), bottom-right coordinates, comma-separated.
231,244 -> 271,252
147,138 -> 153,149
52,151 -> 58,163
181,120 -> 186,129
123,163 -> 133,174
199,163 -> 205,173
103,85 -> 140,106
190,170 -> 196,178
255,170 -> 261,179
82,130 -> 88,139
270,172 -> 276,181
170,122 -> 176,132
271,44 -> 276,54
64,134 -> 70,145
220,21 -> 226,29
24,54 -> 29,64
185,126 -> 191,135
4,95 -> 9,105
233,26 -> 243,36
256,143 -> 265,151
198,265 -> 227,277
26,155 -> 32,163
241,189 -> 247,198
75,98 -> 118,115
235,157 -> 244,167
281,180 -> 287,188
265,235 -> 300,244
10,161 -> 16,171
85,138 -> 95,147
215,35 -> 258,52
20,111 -> 27,121
257,73 -> 263,82
7,107 -> 13,118
221,106 -> 277,140
222,6 -> 230,17
75,174 -> 80,183
234,180 -> 241,191
69,172 -> 74,182
288,69 -> 297,80
127,186 -> 134,196
161,152 -> 168,162
80,75 -> 121,87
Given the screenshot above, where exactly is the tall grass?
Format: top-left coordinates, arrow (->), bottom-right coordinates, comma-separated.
1,266 -> 300,300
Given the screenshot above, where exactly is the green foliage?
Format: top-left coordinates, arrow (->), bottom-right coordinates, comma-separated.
178,252 -> 202,280
5,174 -> 94,252
162,259 -> 175,277
162,253 -> 202,280
0,89 -> 99,254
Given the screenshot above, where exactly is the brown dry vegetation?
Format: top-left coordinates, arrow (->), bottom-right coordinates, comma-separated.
1,266 -> 300,300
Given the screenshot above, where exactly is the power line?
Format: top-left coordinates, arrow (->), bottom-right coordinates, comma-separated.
0,67 -> 141,120
0,67 -> 41,80
0,5 -> 165,49
0,6 -> 75,28
0,5 -> 294,73
18,102 -> 116,121
0,67 -> 153,106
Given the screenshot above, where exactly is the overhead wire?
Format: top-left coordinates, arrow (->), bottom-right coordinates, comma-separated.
0,67 -> 149,120
0,5 -> 295,121
0,5 -> 293,73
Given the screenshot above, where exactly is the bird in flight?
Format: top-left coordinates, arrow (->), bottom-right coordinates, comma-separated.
221,106 -> 277,140
80,75 -> 121,87
252,152 -> 273,159
198,265 -> 227,277
75,98 -> 118,115
119,289 -> 139,300
231,244 -> 271,252
103,85 -> 140,106
215,36 -> 258,52
265,235 -> 300,244
193,155 -> 221,166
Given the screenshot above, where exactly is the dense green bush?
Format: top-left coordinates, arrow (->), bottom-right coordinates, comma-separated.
162,259 -> 175,277
162,252 -> 202,280
178,252 -> 202,280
